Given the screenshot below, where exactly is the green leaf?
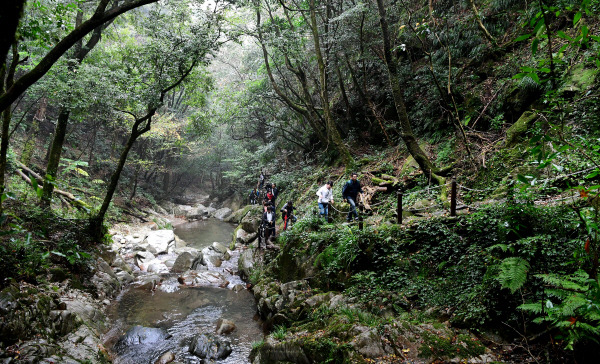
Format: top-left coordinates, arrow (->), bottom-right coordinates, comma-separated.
574,12 -> 582,26
532,38 -> 540,55
557,31 -> 572,40
515,34 -> 532,42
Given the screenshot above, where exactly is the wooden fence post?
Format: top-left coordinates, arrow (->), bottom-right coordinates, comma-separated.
359,215 -> 363,230
450,178 -> 457,217
397,191 -> 402,224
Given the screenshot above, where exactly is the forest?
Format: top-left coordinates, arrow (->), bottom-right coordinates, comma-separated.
1,0 -> 600,363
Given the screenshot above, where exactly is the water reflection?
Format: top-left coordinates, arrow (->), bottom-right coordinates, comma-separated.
174,219 -> 236,250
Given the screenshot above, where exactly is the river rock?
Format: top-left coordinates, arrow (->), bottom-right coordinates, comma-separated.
171,252 -> 195,273
215,318 -> 236,335
112,255 -> 133,274
251,339 -> 310,364
236,228 -> 257,245
155,351 -> 175,364
114,325 -> 169,353
116,271 -> 134,284
147,262 -> 169,273
189,334 -> 232,360
213,207 -> 233,220
143,230 -> 176,255
241,213 -> 261,234
135,251 -> 156,269
212,242 -> 228,254
193,271 -> 229,286
238,248 -> 255,281
191,253 -> 206,270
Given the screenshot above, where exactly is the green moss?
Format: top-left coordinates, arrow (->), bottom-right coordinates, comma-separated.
418,331 -> 485,359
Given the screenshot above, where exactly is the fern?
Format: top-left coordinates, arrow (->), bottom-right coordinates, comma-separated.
497,257 -> 530,293
519,270 -> 600,349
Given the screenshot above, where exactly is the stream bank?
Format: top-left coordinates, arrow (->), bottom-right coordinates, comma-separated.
0,192 -> 262,363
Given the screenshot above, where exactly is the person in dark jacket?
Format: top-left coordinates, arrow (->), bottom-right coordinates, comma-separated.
271,183 -> 278,205
262,205 -> 276,242
342,173 -> 363,221
280,201 -> 296,230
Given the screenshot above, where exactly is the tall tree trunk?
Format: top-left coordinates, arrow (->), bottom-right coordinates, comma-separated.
0,0 -> 26,66
41,21 -> 107,207
0,45 -> 19,213
308,0 -> 353,165
41,109 -> 70,205
375,0 -> 442,184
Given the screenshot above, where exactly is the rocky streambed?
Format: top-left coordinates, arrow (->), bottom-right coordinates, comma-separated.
0,194 -> 267,364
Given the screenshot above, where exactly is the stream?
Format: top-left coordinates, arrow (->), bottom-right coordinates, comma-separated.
104,219 -> 263,364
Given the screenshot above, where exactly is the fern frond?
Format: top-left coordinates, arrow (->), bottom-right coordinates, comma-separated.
518,302 -> 544,314
498,257 -> 530,293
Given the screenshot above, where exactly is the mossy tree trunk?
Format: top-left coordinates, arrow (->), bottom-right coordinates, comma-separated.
375,0 -> 444,185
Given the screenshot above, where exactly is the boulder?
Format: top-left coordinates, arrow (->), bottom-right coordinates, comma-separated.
350,326 -> 391,358
171,252 -> 195,273
238,248 -> 255,281
189,334 -> 232,360
241,211 -> 262,234
213,207 -> 233,220
192,271 -> 229,287
225,206 -> 251,223
212,242 -> 228,254
236,228 -> 257,245
114,325 -> 169,353
143,230 -> 175,255
215,318 -> 236,335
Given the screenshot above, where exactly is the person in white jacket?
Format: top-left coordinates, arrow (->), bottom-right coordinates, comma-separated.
316,181 -> 334,220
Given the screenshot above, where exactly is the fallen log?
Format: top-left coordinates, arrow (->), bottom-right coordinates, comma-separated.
15,167 -> 90,210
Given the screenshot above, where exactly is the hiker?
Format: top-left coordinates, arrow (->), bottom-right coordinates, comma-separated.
266,189 -> 274,203
249,188 -> 258,205
271,183 -> 278,205
280,201 -> 296,230
342,172 -> 363,221
258,170 -> 265,189
316,180 -> 334,220
262,196 -> 273,212
262,205 -> 276,242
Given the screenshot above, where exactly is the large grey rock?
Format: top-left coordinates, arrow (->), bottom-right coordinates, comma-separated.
114,325 -> 169,353
192,271 -> 229,286
212,242 -> 228,254
171,252 -> 195,273
238,249 -> 255,281
241,212 -> 262,234
213,207 -> 233,220
236,228 -> 257,245
143,230 -> 175,255
189,334 -> 232,360
350,326 -> 390,358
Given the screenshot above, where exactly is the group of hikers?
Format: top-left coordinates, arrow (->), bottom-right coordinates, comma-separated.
249,170 -> 363,248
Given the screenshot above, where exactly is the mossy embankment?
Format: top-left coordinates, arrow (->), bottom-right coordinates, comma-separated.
238,161 -> 597,363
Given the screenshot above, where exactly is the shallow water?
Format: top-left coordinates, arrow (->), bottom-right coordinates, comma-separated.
105,219 -> 262,363
174,219 -> 237,250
